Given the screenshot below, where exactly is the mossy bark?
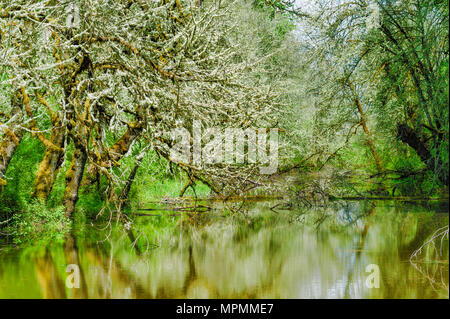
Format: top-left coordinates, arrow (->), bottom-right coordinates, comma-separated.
63,145 -> 87,218
348,81 -> 383,172
83,126 -> 142,186
32,125 -> 66,200
0,92 -> 23,186
397,123 -> 449,186
0,127 -> 23,186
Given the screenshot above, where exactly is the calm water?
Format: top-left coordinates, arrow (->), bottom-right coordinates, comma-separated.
0,200 -> 448,299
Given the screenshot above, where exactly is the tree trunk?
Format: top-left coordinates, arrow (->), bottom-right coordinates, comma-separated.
118,150 -> 148,256
0,127 -> 23,186
120,161 -> 141,203
348,81 -> 383,172
0,92 -> 24,187
63,145 -> 88,218
397,123 -> 449,186
83,125 -> 142,187
32,125 -> 66,200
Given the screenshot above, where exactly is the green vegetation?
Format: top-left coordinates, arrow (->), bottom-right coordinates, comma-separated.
0,0 -> 448,281
6,200 -> 70,245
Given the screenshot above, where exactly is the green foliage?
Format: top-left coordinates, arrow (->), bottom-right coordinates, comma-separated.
0,134 -> 45,215
284,0 -> 449,196
252,0 -> 298,20
0,0 -> 448,247
126,150 -> 211,203
6,199 -> 71,245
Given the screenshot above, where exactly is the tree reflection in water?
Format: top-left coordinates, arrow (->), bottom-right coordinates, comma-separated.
0,201 -> 448,298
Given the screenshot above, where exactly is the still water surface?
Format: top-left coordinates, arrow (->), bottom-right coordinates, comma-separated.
0,200 -> 448,298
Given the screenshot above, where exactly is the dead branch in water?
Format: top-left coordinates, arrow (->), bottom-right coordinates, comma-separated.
410,225 -> 449,297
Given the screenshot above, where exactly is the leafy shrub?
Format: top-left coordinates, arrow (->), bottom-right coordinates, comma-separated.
7,200 -> 71,245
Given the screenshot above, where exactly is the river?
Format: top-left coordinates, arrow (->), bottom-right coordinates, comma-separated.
0,200 -> 448,298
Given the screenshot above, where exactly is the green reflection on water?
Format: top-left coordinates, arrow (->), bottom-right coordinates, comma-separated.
0,201 -> 448,299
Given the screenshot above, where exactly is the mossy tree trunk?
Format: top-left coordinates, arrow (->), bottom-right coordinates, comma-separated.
0,92 -> 24,187
63,99 -> 91,218
83,125 -> 142,187
348,81 -> 383,173
0,127 -> 23,186
31,91 -> 67,200
32,124 -> 66,200
63,144 -> 88,218
397,123 -> 449,186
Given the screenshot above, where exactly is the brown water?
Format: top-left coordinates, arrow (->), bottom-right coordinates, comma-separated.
0,200 -> 448,299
